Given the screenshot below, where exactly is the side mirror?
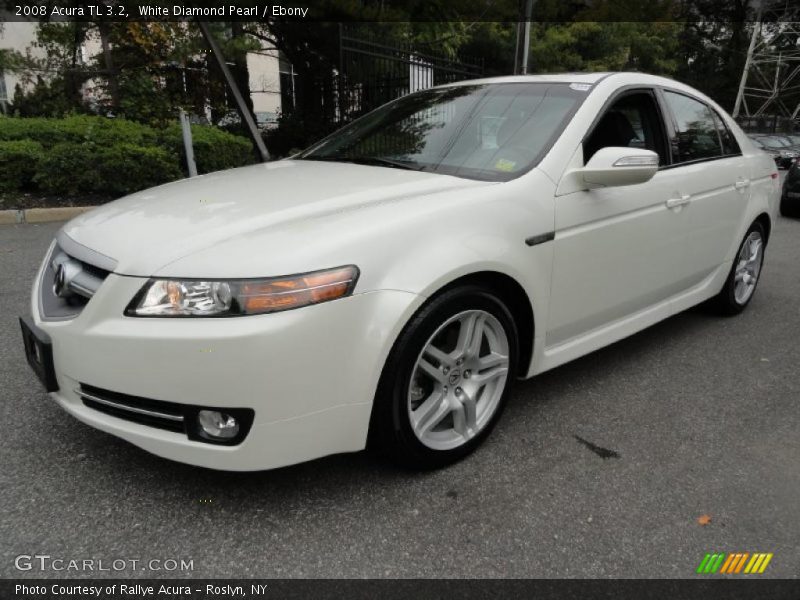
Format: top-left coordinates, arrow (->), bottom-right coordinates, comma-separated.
580,147 -> 659,188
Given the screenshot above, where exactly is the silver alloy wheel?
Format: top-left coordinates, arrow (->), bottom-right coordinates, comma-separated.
734,231 -> 764,305
407,309 -> 510,451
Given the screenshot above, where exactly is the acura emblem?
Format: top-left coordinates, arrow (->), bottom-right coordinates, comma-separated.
53,259 -> 82,298
54,264 -> 67,296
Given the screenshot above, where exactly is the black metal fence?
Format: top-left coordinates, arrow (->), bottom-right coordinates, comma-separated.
269,26 -> 486,155
736,115 -> 799,134
335,26 -> 485,123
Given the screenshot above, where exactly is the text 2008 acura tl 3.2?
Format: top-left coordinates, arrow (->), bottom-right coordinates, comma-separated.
21,73 -> 779,471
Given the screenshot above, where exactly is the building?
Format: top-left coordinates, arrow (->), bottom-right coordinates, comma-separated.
0,22 -> 40,113
0,22 -> 282,120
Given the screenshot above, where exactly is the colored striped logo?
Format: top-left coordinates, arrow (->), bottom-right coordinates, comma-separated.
696,552 -> 773,574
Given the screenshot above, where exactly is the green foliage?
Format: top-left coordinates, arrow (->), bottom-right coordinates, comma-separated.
0,140 -> 43,191
0,115 -> 253,197
674,5 -> 753,112
10,78 -> 85,118
115,70 -> 176,125
0,47 -> 25,73
93,143 -> 182,196
528,22 -> 681,75
35,142 -> 180,196
459,23 -> 516,75
0,115 -> 158,147
160,123 -> 256,174
33,143 -> 102,196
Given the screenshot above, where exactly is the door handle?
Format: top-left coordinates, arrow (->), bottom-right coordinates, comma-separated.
734,178 -> 750,190
666,194 -> 691,209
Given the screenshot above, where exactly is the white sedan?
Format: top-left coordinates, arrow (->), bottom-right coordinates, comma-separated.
21,72 -> 780,471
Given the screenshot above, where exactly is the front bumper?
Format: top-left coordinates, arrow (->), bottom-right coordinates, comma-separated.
29,271 -> 420,471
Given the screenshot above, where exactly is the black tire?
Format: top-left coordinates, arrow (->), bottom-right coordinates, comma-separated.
710,221 -> 766,316
369,285 -> 519,469
780,194 -> 800,218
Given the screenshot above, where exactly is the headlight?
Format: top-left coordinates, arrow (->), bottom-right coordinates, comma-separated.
125,265 -> 359,317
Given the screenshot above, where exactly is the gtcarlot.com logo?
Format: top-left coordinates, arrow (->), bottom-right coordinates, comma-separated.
14,554 -> 194,572
696,552 -> 773,575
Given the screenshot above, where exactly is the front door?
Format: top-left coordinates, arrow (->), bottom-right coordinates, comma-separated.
546,89 -> 692,347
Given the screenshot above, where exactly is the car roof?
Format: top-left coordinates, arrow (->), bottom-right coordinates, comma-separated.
439,72 -> 707,97
434,72 -> 735,119
443,72 -> 615,86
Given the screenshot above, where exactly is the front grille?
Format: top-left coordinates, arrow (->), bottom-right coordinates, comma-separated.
39,241 -> 112,320
76,384 -> 186,433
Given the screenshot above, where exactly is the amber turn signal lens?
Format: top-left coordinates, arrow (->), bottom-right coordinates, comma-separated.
239,266 -> 358,314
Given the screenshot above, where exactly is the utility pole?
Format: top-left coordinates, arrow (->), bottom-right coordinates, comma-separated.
521,0 -> 534,74
514,0 -> 535,74
196,21 -> 270,162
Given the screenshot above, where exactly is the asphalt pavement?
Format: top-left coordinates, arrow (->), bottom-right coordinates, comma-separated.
1,212 -> 798,579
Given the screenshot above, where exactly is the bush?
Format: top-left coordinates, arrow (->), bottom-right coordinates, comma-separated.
0,115 -> 254,198
161,123 -> 255,174
34,144 -> 101,196
0,115 -> 158,148
95,144 -> 182,196
35,142 -> 181,196
0,140 -> 43,191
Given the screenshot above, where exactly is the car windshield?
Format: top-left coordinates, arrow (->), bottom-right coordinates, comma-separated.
298,83 -> 588,181
757,136 -> 789,149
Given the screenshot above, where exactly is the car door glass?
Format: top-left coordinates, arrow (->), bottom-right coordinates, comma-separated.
583,92 -> 667,165
663,91 -> 723,163
712,112 -> 741,156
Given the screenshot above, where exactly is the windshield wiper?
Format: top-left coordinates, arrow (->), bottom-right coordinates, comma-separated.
300,155 -> 426,172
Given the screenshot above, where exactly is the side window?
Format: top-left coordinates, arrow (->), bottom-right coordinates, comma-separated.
712,111 -> 741,156
663,91 -> 723,163
583,91 -> 668,165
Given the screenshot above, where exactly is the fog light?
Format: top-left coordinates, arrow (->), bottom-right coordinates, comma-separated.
197,410 -> 240,440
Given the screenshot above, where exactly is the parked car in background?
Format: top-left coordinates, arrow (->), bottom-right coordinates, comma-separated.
21,72 -> 780,471
255,111 -> 279,131
784,134 -> 800,147
751,134 -> 798,169
781,160 -> 800,217
749,136 -> 783,169
217,110 -> 279,132
771,134 -> 800,151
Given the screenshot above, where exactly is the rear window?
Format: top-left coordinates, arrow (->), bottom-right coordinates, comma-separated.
663,91 -> 722,163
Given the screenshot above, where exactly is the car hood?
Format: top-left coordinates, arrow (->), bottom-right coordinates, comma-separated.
61,160 -> 487,276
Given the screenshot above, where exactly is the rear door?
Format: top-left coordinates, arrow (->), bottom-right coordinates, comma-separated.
658,90 -> 749,287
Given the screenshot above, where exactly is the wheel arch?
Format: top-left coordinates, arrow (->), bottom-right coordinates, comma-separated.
424,270 -> 535,378
754,212 -> 772,244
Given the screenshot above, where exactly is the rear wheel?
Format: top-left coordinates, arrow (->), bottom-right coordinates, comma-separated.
711,222 -> 766,315
370,286 -> 519,469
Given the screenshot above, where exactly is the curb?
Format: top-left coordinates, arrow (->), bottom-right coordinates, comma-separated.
0,206 -> 94,225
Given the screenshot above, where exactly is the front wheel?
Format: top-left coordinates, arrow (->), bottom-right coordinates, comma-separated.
711,222 -> 766,315
369,286 -> 519,469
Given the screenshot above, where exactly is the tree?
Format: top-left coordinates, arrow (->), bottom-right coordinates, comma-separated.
10,21 -> 223,123
528,21 -> 682,75
674,0 -> 753,111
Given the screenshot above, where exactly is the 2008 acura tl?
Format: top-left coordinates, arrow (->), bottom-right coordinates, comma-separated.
21,73 -> 779,471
